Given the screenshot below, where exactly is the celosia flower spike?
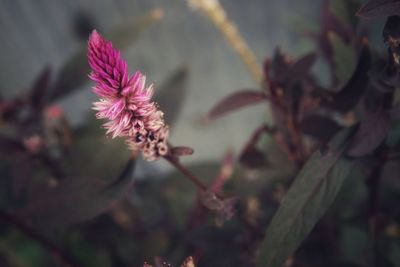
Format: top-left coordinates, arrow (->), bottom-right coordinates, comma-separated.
88,30 -> 169,161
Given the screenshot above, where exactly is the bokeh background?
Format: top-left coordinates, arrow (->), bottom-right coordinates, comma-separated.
0,0 -> 325,165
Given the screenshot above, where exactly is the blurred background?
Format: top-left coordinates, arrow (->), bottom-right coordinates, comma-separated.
0,0 -> 325,164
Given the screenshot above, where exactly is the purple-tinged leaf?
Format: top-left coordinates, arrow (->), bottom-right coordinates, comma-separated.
205,90 -> 268,121
286,53 -> 317,90
307,0 -> 353,62
170,146 -> 194,157
301,114 -> 342,143
29,67 -> 51,112
348,109 -> 390,157
326,40 -> 371,112
357,0 -> 400,18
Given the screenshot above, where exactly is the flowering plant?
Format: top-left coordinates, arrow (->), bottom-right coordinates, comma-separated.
1,1 -> 400,267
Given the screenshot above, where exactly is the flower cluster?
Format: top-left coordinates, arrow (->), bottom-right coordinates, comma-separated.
88,30 -> 169,161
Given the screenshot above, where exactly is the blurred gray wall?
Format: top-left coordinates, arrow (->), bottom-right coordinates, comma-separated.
0,0 -> 322,165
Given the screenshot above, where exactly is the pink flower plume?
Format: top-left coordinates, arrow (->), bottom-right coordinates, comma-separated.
88,30 -> 168,161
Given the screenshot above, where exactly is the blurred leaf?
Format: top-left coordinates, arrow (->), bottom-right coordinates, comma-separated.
286,53 -> 317,90
154,66 -> 188,126
307,0 -> 354,69
357,0 -> 400,18
29,67 -> 51,112
50,49 -> 87,101
18,118 -> 134,232
49,8 -> 163,101
348,109 -> 389,157
330,0 -> 359,29
256,128 -> 355,267
205,90 -> 267,121
301,114 -> 342,143
19,158 -> 134,233
72,11 -> 97,41
68,118 -> 131,178
328,32 -> 357,88
326,40 -> 371,112
239,146 -> 268,169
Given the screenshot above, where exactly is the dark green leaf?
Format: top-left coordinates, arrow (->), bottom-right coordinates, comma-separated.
256,128 -> 355,267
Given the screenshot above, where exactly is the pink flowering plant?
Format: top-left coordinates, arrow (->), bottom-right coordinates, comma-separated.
87,30 -> 235,224
1,1 -> 400,267
88,30 -> 169,161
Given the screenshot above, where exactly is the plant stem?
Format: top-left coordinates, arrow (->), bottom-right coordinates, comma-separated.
164,154 -> 208,191
0,210 -> 83,267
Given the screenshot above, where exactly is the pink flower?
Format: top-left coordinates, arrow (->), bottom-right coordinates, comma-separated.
88,30 -> 168,161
